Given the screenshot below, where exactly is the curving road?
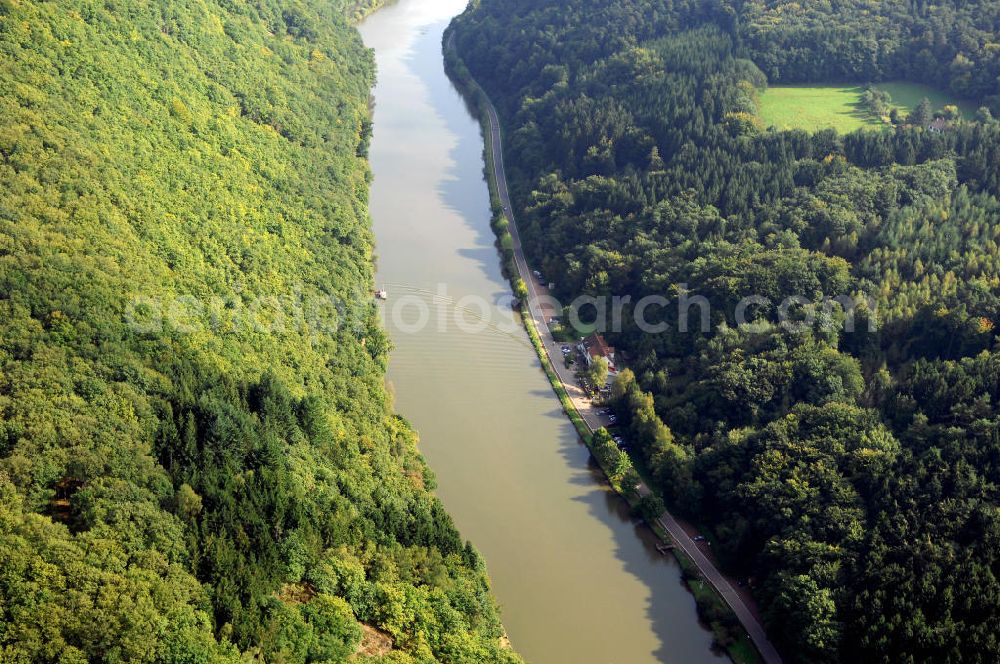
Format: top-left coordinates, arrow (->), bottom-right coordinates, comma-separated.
452,34 -> 783,664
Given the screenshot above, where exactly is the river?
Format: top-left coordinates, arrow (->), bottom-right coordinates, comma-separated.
359,2 -> 724,662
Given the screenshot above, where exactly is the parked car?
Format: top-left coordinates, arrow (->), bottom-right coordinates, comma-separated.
692,535 -> 706,542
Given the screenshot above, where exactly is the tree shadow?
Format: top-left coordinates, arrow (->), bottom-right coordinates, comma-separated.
405,20 -> 510,287
379,13 -> 725,664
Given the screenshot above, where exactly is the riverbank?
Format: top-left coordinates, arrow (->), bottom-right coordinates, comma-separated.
342,0 -> 392,24
443,27 -> 771,664
362,4 -> 726,661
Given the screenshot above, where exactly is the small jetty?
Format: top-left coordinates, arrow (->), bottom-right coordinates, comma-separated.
656,542 -> 676,555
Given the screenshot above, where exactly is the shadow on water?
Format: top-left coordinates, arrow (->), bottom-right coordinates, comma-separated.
365,7 -> 725,662
405,21 -> 508,285
585,467 -> 727,663
556,420 -> 724,662
402,21 -> 724,664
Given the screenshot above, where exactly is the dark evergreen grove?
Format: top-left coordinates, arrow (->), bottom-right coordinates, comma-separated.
0,1 -> 523,662
453,0 -> 1000,661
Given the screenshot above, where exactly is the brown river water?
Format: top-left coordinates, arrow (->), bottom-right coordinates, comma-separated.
360,2 -> 725,662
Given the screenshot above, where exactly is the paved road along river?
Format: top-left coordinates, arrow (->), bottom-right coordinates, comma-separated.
463,37 -> 783,664
360,2 -> 725,662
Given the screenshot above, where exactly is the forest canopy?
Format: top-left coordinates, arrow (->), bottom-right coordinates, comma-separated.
0,1 -> 521,662
452,0 -> 1000,661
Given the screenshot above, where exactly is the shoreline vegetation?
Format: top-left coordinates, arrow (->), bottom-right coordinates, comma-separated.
443,28 -> 764,664
339,0 -> 393,24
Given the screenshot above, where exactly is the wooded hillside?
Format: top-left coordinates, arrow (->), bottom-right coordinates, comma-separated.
0,1 -> 521,662
453,0 -> 1000,660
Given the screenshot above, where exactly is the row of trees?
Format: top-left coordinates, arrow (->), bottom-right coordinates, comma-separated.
453,0 -> 1000,660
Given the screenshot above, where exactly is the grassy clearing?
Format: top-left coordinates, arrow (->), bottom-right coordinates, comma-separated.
759,81 -> 978,132
759,84 -> 877,132
879,81 -> 978,118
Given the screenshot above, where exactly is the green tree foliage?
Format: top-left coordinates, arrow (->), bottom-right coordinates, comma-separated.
732,0 -> 1000,109
586,355 -> 609,387
910,97 -> 934,126
453,0 -> 1000,660
861,86 -> 892,119
0,1 -> 522,662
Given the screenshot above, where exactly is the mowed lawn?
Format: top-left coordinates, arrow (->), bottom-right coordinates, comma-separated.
759,81 -> 979,132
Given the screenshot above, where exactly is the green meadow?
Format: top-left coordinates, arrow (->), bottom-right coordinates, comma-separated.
759,81 -> 979,132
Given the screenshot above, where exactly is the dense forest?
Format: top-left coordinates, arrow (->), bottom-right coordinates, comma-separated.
453,0 -> 1000,661
0,1 -> 522,662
